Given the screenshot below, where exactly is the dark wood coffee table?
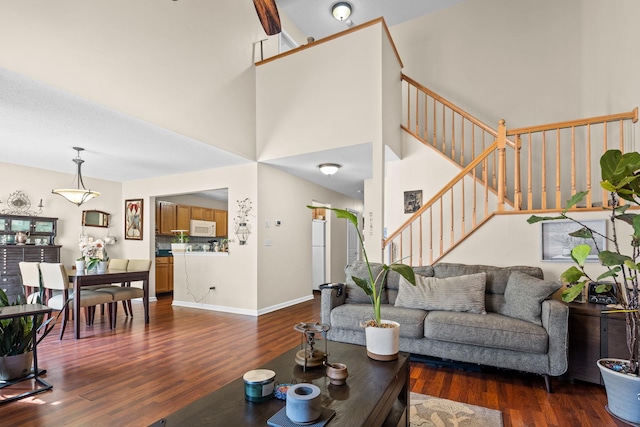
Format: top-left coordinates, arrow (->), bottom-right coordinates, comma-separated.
150,341 -> 409,427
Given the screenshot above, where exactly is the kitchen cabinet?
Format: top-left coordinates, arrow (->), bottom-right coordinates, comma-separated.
176,205 -> 191,231
155,256 -> 174,293
214,210 -> 228,237
203,208 -> 215,221
159,202 -> 177,235
191,207 -> 215,222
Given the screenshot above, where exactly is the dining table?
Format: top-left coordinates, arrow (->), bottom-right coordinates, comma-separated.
67,268 -> 150,339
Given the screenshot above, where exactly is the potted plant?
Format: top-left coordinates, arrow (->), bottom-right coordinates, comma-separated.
78,236 -> 106,271
171,230 -> 190,252
0,288 -> 44,380
307,206 -> 416,361
528,149 -> 639,425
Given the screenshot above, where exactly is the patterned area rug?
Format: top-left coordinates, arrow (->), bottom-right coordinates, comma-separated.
410,392 -> 503,427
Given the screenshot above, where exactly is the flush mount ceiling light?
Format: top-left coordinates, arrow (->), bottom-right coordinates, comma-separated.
52,147 -> 101,206
332,2 -> 352,21
319,163 -> 341,176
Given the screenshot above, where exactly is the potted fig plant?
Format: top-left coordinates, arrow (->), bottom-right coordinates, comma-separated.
308,206 -> 415,361
528,149 -> 639,425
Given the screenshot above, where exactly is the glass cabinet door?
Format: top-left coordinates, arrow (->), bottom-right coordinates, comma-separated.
34,221 -> 54,233
10,219 -> 31,232
0,219 -> 6,231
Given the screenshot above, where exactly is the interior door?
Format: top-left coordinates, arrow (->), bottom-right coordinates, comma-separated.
346,209 -> 360,264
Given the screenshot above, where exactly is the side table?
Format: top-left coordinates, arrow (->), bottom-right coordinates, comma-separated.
566,301 -> 627,384
0,303 -> 53,403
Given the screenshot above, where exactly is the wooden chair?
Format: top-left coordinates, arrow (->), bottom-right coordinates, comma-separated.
95,259 -> 150,326
39,262 -> 115,339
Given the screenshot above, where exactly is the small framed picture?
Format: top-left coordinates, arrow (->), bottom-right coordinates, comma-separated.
404,190 -> 422,214
541,219 -> 606,262
125,199 -> 144,240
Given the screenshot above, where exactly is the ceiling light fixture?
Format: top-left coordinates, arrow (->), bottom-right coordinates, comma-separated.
319,163 -> 341,176
52,147 -> 101,206
332,2 -> 352,21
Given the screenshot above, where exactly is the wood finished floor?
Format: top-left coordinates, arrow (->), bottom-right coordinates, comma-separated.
0,294 -> 625,426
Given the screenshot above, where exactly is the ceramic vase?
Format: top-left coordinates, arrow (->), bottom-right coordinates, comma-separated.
0,351 -> 33,381
363,320 -> 400,361
597,358 -> 640,425
97,261 -> 108,273
75,260 -> 86,272
326,363 -> 349,385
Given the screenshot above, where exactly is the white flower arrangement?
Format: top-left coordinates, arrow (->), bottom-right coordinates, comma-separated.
78,236 -> 108,270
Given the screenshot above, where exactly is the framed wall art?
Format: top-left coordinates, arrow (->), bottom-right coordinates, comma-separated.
404,190 -> 422,214
541,219 -> 606,262
125,199 -> 143,240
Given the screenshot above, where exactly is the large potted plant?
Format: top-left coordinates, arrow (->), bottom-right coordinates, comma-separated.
308,206 -> 415,361
528,149 -> 639,425
0,288 -> 44,381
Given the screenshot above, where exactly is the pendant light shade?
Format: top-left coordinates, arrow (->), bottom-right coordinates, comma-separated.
52,147 -> 100,206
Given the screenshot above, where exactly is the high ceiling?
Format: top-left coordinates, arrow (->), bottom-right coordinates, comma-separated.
0,1 -> 462,201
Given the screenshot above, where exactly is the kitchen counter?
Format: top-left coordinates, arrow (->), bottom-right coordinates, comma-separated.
173,251 -> 229,256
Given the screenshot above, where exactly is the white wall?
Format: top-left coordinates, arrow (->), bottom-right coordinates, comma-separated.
158,194 -> 227,211
0,162 -> 122,265
390,0 -> 639,146
0,0 -> 262,160
256,164 -> 362,311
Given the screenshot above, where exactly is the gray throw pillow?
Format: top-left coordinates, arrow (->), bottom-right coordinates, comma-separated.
501,271 -> 562,325
394,272 -> 487,314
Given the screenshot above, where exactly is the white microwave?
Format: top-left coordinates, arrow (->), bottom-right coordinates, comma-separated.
190,220 -> 216,237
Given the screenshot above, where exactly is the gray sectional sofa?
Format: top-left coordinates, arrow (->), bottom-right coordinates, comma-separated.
320,262 -> 569,392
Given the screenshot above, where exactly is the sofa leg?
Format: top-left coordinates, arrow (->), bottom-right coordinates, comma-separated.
544,375 -> 552,393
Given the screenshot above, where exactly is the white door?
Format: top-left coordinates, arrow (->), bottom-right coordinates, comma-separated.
311,220 -> 326,290
346,209 -> 360,264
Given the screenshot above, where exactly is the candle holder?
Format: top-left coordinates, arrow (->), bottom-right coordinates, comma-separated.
293,322 -> 330,370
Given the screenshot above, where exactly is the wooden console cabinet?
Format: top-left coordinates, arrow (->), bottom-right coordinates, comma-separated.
567,302 -> 628,384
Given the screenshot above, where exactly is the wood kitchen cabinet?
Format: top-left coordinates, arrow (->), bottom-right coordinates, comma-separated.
566,302 -> 628,384
155,256 -> 174,293
176,205 -> 190,231
191,206 -> 215,222
214,209 -> 228,237
158,202 -> 177,235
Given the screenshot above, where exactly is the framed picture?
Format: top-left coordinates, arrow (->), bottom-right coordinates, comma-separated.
404,190 -> 422,214
125,199 -> 143,240
541,219 -> 606,262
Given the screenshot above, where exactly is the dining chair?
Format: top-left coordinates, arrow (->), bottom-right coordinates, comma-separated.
95,259 -> 150,325
18,261 -> 42,304
39,262 -> 115,339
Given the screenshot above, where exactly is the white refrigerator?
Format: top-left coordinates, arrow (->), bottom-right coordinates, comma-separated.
312,220 -> 326,290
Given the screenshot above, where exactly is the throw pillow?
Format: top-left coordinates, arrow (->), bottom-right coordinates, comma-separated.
501,271 -> 562,325
394,272 -> 487,314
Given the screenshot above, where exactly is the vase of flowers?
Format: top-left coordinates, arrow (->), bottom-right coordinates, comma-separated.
78,236 -> 107,272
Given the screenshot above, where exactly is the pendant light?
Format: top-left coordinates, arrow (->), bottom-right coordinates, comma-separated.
319,163 -> 341,176
52,147 -> 101,206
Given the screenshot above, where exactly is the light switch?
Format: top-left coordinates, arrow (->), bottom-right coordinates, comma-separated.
265,239 -> 272,246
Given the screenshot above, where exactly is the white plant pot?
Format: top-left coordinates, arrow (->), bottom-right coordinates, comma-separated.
75,260 -> 86,272
171,243 -> 188,253
97,261 -> 108,273
598,358 -> 640,425
364,320 -> 400,361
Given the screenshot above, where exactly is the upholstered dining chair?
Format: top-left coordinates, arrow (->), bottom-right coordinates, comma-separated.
95,259 -> 150,326
39,262 -> 114,339
18,261 -> 42,304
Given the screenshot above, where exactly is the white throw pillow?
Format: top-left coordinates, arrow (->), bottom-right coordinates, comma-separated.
395,272 -> 487,314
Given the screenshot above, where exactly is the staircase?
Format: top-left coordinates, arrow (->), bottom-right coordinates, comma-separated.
385,74 -> 639,266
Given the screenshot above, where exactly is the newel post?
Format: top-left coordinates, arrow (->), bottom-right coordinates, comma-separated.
496,119 -> 507,211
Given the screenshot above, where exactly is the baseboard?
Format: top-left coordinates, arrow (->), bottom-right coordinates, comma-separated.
171,294 -> 314,317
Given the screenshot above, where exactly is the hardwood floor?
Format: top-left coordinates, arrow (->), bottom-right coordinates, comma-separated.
1,294 -> 625,426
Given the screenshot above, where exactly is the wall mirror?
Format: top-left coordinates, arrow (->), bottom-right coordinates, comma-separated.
82,210 -> 110,228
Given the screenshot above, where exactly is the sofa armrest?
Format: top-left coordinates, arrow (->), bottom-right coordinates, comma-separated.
540,299 -> 569,376
320,283 -> 346,326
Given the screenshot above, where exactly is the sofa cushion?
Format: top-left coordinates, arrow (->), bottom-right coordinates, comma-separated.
499,271 -> 562,325
330,304 -> 427,339
424,311 -> 549,354
387,266 -> 434,305
394,272 -> 487,314
433,263 -> 543,295
344,262 -> 388,304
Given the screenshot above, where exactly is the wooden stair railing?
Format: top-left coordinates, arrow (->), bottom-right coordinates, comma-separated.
394,74 -> 638,264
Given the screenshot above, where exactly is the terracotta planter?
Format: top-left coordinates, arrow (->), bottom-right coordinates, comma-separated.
364,320 -> 400,361
598,358 -> 640,425
0,352 -> 33,381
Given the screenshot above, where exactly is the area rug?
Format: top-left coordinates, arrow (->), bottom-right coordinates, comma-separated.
410,392 -> 503,427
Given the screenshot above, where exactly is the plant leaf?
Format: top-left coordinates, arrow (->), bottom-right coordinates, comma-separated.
569,227 -> 592,239
388,264 -> 416,286
571,244 -> 592,266
597,267 -> 620,281
527,215 -> 565,224
599,250 -> 632,267
563,191 -> 589,212
352,276 -> 372,296
560,266 -> 585,283
561,282 -> 586,302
